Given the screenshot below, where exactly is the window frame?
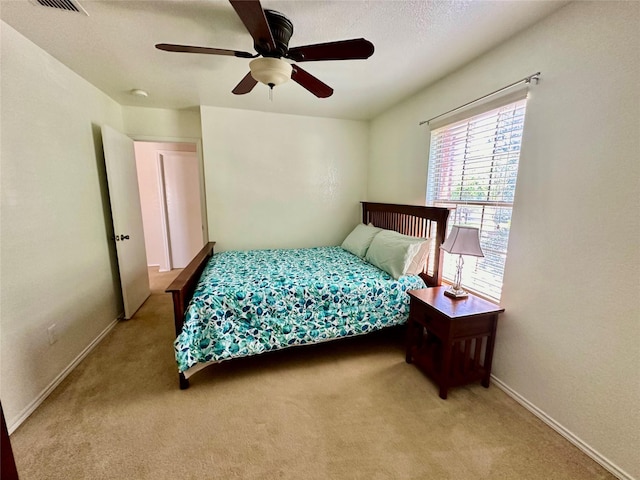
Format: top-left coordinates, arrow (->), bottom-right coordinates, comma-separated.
426,92 -> 529,302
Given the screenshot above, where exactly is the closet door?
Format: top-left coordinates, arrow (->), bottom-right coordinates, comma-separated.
159,151 -> 204,269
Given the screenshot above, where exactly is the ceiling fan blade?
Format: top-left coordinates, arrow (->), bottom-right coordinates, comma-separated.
232,72 -> 258,95
291,65 -> 333,98
287,38 -> 374,62
229,0 -> 276,54
156,43 -> 256,58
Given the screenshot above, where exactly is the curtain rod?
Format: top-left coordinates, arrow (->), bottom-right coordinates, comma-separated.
419,72 -> 541,126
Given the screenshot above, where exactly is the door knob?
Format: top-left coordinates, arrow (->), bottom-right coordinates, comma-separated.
120,234 -> 130,241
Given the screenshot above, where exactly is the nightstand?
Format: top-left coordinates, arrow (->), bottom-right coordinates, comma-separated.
405,286 -> 504,399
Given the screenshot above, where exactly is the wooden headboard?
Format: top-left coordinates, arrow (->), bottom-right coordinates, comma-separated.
362,202 -> 450,287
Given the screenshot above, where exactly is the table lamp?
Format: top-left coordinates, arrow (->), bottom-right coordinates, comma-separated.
440,226 -> 484,298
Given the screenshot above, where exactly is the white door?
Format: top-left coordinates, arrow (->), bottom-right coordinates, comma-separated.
159,151 -> 204,268
102,125 -> 151,319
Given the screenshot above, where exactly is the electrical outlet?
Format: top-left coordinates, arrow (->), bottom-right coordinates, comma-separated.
47,324 -> 57,345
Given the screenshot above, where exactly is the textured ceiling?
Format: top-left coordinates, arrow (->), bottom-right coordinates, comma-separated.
0,0 -> 568,120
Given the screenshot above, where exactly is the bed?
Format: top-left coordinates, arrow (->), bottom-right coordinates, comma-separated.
166,202 -> 450,389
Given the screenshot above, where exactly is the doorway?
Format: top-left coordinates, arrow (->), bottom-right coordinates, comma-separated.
133,141 -> 206,273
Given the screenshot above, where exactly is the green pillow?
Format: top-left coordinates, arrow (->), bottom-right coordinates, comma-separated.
365,230 -> 427,279
341,224 -> 382,258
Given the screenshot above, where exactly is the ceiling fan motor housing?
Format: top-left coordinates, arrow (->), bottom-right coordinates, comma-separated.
259,9 -> 294,58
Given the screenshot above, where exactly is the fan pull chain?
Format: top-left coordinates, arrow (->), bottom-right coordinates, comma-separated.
269,84 -> 274,102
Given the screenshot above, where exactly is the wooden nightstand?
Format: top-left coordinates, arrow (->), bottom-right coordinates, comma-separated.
405,286 -> 504,399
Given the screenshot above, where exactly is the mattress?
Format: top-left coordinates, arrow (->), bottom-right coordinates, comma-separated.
174,246 -> 426,374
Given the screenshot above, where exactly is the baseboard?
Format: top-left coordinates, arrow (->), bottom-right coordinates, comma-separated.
491,375 -> 635,480
7,318 -> 120,434
150,264 -> 171,273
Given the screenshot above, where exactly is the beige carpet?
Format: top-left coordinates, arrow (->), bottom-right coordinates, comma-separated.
10,267 -> 614,479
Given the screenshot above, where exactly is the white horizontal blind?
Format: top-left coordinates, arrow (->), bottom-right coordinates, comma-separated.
426,98 -> 528,301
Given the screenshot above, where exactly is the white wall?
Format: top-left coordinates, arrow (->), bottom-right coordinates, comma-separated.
0,23 -> 125,429
122,106 -> 202,141
367,2 -> 639,478
200,106 -> 369,251
134,142 -> 197,268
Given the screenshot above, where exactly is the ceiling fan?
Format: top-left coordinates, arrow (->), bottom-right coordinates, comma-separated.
156,0 -> 374,98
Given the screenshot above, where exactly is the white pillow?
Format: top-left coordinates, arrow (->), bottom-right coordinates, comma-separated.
405,238 -> 431,275
341,223 -> 382,258
365,230 -> 428,279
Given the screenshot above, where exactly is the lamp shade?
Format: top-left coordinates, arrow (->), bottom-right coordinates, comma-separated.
440,226 -> 484,257
249,57 -> 292,87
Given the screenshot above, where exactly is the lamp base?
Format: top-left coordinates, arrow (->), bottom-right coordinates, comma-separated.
444,287 -> 468,299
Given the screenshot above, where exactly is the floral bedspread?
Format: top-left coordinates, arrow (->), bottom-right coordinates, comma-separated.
175,246 -> 426,373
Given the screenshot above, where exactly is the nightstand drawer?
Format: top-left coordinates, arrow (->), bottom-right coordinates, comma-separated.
409,297 -> 447,336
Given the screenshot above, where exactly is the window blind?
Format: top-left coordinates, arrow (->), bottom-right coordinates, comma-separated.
426,96 -> 528,301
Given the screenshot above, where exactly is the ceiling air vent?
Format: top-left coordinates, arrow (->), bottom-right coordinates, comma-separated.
30,0 -> 88,15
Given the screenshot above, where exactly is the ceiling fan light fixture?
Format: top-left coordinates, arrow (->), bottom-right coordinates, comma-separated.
249,57 -> 292,88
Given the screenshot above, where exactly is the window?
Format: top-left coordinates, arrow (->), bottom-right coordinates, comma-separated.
426,95 -> 528,301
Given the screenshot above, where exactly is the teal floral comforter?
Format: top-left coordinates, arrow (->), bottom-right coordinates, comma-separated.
175,246 -> 425,373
